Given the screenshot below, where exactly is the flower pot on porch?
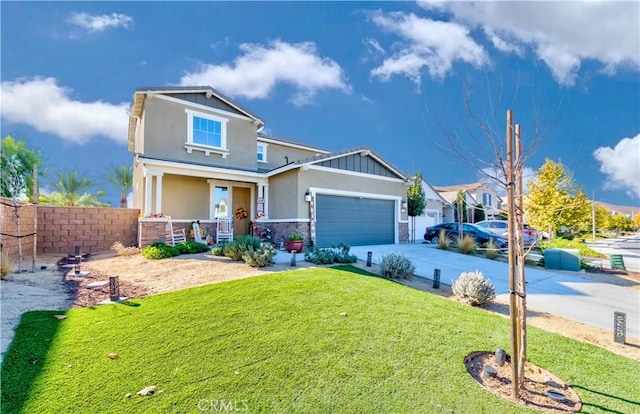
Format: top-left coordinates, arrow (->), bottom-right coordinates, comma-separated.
286,240 -> 304,253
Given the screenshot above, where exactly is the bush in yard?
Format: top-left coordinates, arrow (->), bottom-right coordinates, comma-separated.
111,241 -> 140,257
380,252 -> 415,279
457,235 -> 477,254
332,243 -> 358,264
211,244 -> 226,256
1,249 -> 14,279
224,235 -> 262,261
452,270 -> 495,306
304,246 -> 336,264
437,229 -> 451,250
141,242 -> 180,260
242,243 -> 277,267
304,243 -> 358,265
484,239 -> 500,260
175,241 -> 210,255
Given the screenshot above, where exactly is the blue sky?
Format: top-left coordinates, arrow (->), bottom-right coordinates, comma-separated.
1,1 -> 639,208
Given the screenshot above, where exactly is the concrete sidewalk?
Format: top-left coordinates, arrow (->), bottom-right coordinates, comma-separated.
348,243 -> 639,340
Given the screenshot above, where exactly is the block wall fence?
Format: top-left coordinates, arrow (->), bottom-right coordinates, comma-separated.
1,198 -> 140,261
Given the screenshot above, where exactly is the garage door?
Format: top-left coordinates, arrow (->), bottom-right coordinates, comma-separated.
316,194 -> 395,247
413,210 -> 439,240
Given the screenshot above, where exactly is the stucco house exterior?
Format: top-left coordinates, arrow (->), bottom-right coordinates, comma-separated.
128,86 -> 410,248
433,182 -> 502,222
408,177 -> 448,241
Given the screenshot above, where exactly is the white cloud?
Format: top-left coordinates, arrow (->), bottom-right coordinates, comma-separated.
419,1 -> 640,85
483,29 -> 523,56
179,40 -> 351,106
68,12 -> 133,33
0,77 -> 129,144
367,10 -> 488,84
593,134 -> 640,199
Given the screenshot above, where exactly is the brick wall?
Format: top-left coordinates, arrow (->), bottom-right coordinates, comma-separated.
0,197 -> 140,260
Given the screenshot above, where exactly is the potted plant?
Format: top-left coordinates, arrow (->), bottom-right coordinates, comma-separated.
286,227 -> 304,253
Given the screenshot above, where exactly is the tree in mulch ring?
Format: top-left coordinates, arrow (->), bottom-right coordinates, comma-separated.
463,350 -> 582,413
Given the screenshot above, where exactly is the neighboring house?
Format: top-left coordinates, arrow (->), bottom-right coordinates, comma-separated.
433,182 -> 502,222
128,86 -> 410,248
408,177 -> 448,240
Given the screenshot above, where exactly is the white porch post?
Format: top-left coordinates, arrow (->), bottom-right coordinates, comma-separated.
143,168 -> 163,215
144,172 -> 153,216
263,184 -> 269,218
155,173 -> 163,214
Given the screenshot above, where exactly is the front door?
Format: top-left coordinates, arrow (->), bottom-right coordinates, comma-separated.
232,187 -> 251,236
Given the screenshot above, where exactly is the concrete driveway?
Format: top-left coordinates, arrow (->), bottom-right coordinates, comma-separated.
347,243 -> 639,340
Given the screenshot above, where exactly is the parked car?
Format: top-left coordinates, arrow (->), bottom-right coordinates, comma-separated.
424,222 -> 508,249
475,220 -> 538,246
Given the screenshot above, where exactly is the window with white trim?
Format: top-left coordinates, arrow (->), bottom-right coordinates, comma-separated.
257,143 -> 268,162
185,109 -> 228,157
482,192 -> 492,206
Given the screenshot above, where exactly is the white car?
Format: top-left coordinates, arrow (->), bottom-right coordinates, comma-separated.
475,220 -> 538,247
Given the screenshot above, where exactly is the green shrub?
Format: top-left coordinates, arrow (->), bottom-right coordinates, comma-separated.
304,243 -> 357,265
484,240 -> 500,260
540,238 -> 605,259
452,270 -> 495,306
242,243 -> 277,267
224,235 -> 262,261
175,241 -> 210,255
211,244 -> 226,256
304,246 -> 336,264
141,242 -> 180,260
332,243 -> 357,263
457,235 -> 477,254
379,252 -> 415,279
437,229 -> 451,250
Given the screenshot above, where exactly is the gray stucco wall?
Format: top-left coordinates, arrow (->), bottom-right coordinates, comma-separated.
142,97 -> 260,170
268,170 -> 299,219
259,141 -> 324,169
268,167 -> 408,221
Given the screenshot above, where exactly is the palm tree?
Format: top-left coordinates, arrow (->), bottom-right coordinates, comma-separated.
44,170 -> 108,207
105,164 -> 133,208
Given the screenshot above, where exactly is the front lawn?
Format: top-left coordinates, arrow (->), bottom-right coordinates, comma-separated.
2,266 -> 638,413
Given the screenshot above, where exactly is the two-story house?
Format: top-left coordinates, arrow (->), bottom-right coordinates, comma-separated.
433,182 -> 503,222
128,86 -> 410,248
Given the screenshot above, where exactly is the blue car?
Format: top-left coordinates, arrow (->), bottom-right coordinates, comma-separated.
424,222 -> 508,249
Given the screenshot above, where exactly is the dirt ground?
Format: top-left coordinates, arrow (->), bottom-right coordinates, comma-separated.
63,251 -> 639,362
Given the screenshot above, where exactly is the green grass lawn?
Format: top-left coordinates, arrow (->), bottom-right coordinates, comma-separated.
2,266 -> 638,413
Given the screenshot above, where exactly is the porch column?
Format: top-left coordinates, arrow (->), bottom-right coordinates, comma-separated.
144,173 -> 153,216
263,184 -> 269,218
155,174 -> 163,214
143,168 -> 163,215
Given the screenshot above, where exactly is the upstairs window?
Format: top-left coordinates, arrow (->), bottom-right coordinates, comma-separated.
193,116 -> 221,147
257,143 -> 268,162
482,192 -> 492,206
185,109 -> 228,154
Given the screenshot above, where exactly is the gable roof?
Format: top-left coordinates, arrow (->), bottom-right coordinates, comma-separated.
257,132 -> 329,154
266,146 -> 408,181
437,189 -> 478,205
432,182 -> 490,192
416,178 -> 449,204
128,86 -> 264,151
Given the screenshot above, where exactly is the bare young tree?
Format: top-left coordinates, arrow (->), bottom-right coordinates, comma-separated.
425,73 -> 563,400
